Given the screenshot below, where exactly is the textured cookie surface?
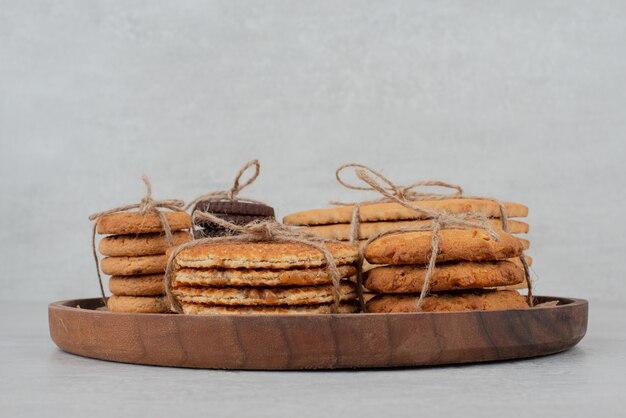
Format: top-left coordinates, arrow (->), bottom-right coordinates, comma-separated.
365,229 -> 524,265
109,274 -> 164,296
301,219 -> 528,241
364,261 -> 525,293
283,199 -> 528,226
99,231 -> 192,257
181,302 -> 358,315
175,241 -> 359,269
106,295 -> 170,313
97,211 -> 191,235
174,265 -> 356,287
194,200 -> 275,217
101,254 -> 168,276
172,282 -> 356,306
366,290 -> 528,313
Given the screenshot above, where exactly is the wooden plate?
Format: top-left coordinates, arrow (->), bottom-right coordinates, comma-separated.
49,296 -> 587,370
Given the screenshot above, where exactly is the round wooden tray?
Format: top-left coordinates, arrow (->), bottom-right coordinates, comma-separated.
49,296 -> 587,370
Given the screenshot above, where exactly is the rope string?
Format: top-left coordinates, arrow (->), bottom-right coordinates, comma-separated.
332,163 -> 510,233
185,159 -> 266,211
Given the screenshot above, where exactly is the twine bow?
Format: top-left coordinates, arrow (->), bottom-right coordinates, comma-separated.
164,212 -> 346,314
89,176 -> 185,304
333,164 -> 510,236
334,164 -> 533,310
185,159 -> 265,211
336,163 -> 464,202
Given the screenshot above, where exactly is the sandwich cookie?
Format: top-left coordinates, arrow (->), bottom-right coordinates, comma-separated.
173,282 -> 357,306
193,200 -> 275,238
195,200 -> 275,217
181,302 -> 358,315
175,241 -> 359,270
174,265 -> 357,287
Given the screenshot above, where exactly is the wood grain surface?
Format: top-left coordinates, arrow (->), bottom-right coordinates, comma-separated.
48,296 -> 587,370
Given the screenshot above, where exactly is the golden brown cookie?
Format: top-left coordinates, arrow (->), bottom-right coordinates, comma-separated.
364,260 -> 525,293
193,200 -> 276,238
365,229 -> 524,265
175,241 -> 358,269
366,290 -> 528,313
181,302 -> 358,315
99,231 -> 192,257
172,282 -> 356,306
96,211 -> 191,235
194,200 -> 276,217
101,254 -> 168,276
108,274 -> 164,296
283,199 -> 528,226
301,219 -> 529,241
174,265 -> 357,287
106,295 -> 170,313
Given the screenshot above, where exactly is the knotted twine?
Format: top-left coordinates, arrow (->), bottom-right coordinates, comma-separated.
89,176 -> 185,304
185,159 -> 269,237
186,159 -> 266,210
164,212 -> 347,314
332,164 -> 533,310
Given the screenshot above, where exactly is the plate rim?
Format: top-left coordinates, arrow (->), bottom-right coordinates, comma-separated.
48,295 -> 588,318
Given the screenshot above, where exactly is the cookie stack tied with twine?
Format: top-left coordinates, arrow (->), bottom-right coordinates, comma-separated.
163,213 -> 361,315
187,160 -> 275,238
284,164 -> 533,313
89,177 -> 192,313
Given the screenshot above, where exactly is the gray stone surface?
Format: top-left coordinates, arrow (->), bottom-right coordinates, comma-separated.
1,301 -> 624,417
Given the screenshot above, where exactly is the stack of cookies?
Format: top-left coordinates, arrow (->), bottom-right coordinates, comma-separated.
169,241 -> 360,314
192,200 -> 275,238
361,228 -> 530,312
96,211 -> 193,313
284,199 -> 532,311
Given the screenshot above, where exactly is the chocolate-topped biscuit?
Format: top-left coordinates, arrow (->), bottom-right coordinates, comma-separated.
194,213 -> 275,238
195,213 -> 272,228
194,200 -> 275,217
192,200 -> 275,238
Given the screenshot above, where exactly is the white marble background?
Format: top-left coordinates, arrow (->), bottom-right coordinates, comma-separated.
1,0 -> 624,303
